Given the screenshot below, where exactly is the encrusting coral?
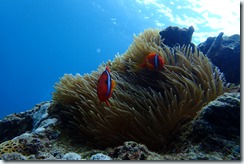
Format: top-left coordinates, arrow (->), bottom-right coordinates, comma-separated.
0,137 -> 42,159
51,29 -> 232,151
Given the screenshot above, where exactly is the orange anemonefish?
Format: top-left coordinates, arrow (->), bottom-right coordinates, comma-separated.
97,66 -> 116,107
140,52 -> 165,71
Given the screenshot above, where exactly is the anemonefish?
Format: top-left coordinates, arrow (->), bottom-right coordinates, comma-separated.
97,66 -> 116,107
140,52 -> 165,71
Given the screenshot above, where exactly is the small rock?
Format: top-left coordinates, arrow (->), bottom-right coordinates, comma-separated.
34,127 -> 45,134
110,141 -> 150,160
33,102 -> 51,130
13,132 -> 32,140
36,152 -> 55,160
1,152 -> 27,160
62,152 -> 81,160
47,129 -> 60,140
51,149 -> 64,159
90,153 -> 112,160
39,118 -> 57,129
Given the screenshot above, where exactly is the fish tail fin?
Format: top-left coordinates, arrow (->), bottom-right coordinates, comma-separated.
111,80 -> 116,90
138,61 -> 146,68
105,100 -> 111,107
146,62 -> 155,71
140,61 -> 154,71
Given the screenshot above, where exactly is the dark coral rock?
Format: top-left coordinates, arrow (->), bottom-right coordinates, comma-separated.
191,93 -> 240,154
205,32 -> 224,59
0,102 -> 50,143
193,92 -> 240,138
197,33 -> 240,84
46,129 -> 60,140
159,26 -> 194,47
51,149 -> 64,159
24,138 -> 44,155
109,141 -> 150,160
164,92 -> 241,160
0,111 -> 34,143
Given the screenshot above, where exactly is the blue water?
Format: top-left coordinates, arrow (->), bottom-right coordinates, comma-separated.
0,0 -> 239,119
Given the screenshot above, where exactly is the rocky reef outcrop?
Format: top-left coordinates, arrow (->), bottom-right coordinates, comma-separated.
0,106 -> 36,143
159,26 -> 194,47
177,93 -> 240,160
0,93 -> 240,160
197,33 -> 240,84
159,26 -> 240,84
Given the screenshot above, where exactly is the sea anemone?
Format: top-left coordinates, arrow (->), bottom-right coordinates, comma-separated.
51,29 -> 231,150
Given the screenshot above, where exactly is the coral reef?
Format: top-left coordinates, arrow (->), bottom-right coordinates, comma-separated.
51,28 -> 232,151
0,133 -> 44,158
0,26 -> 240,160
197,33 -> 240,84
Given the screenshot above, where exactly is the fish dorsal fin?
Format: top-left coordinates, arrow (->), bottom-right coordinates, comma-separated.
106,66 -> 110,72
